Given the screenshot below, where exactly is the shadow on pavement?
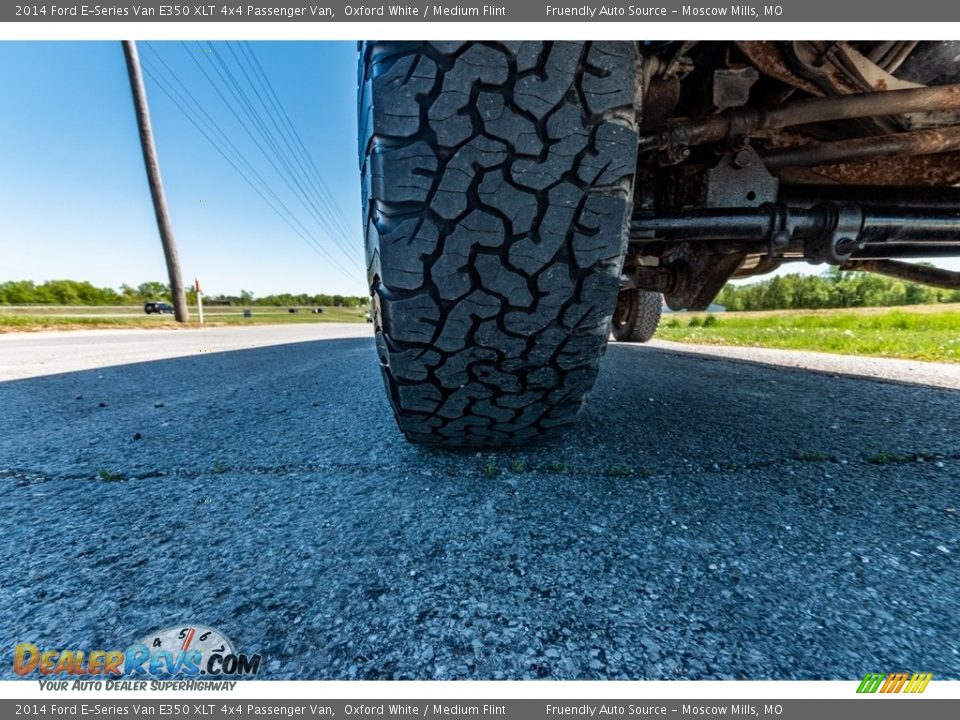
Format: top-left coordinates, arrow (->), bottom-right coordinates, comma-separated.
0,337 -> 957,680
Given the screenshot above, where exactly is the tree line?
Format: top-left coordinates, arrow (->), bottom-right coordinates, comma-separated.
0,280 -> 368,308
716,267 -> 960,311
3,270 -> 959,311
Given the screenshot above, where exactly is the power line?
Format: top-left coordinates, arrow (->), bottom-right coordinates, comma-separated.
198,42 -> 363,272
139,47 -> 361,281
175,40 -> 363,277
142,62 -> 359,281
228,42 -> 364,266
141,61 -> 353,277
226,41 -> 362,264
238,41 -> 361,257
143,43 -> 272,188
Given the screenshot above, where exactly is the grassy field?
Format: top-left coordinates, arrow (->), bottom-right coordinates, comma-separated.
5,303 -> 959,363
656,304 -> 960,363
0,305 -> 369,332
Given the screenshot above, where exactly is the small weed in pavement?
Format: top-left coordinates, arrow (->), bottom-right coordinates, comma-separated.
97,469 -> 124,483
869,451 -> 911,465
509,459 -> 527,473
547,461 -> 569,474
606,466 -> 630,478
482,460 -> 499,478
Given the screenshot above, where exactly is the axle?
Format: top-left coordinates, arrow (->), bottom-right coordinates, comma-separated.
631,202 -> 960,264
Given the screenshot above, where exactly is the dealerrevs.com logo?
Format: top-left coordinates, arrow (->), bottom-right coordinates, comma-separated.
14,625 -> 262,686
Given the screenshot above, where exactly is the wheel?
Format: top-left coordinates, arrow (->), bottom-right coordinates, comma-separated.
611,289 -> 663,343
359,41 -> 639,447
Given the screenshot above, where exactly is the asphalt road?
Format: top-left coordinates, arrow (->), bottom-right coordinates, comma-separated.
0,325 -> 958,680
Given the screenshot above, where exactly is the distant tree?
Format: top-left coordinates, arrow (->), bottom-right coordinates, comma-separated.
0,281 -> 40,304
716,285 -> 743,311
119,284 -> 140,304
0,279 -> 370,308
137,281 -> 170,301
719,269 -> 958,311
793,275 -> 831,309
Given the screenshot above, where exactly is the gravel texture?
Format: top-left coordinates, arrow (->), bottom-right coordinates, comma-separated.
0,325 -> 958,679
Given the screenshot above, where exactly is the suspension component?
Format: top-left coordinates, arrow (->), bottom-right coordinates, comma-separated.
841,259 -> 960,289
762,125 -> 960,170
639,84 -> 960,161
631,201 -> 960,264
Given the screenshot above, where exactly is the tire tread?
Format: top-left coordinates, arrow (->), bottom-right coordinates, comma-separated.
360,41 -> 638,446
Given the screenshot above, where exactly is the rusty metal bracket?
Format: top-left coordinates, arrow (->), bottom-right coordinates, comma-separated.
639,84 -> 960,160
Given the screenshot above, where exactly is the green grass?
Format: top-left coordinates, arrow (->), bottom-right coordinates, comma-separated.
868,451 -> 912,465
10,303 -> 958,363
481,460 -> 500,479
0,305 -> 369,332
656,308 -> 960,363
795,451 -> 836,463
97,468 -> 124,483
508,459 -> 527,473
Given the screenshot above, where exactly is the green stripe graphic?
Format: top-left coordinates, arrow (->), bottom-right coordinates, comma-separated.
857,673 -> 886,693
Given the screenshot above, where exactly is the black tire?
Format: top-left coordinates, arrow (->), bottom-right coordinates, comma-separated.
611,289 -> 663,343
359,41 -> 639,447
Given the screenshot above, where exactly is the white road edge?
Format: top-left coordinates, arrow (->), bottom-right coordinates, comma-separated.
1,324 -> 958,390
0,324 -> 374,382
645,338 -> 960,390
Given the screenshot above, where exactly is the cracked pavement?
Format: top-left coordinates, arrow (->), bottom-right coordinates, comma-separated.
1,325 -> 958,679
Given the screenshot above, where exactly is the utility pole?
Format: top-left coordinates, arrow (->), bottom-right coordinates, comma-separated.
122,40 -> 189,323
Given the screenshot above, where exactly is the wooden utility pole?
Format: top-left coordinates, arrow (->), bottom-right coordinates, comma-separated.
122,40 -> 189,323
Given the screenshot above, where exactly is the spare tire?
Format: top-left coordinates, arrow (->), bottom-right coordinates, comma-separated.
359,41 -> 639,446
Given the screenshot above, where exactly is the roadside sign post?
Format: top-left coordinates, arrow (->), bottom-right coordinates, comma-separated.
195,278 -> 204,325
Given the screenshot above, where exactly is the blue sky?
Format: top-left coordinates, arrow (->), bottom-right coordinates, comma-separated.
2,41 -> 956,298
0,41 -> 367,297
